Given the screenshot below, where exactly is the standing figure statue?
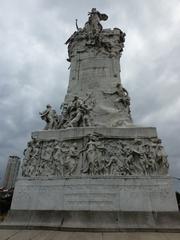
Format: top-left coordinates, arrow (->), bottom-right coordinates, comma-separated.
81,134 -> 106,175
67,97 -> 84,127
84,8 -> 108,35
64,143 -> 79,176
39,104 -> 58,130
53,141 -> 63,176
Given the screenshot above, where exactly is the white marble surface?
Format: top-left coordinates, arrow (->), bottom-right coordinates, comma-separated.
11,176 -> 178,211
32,127 -> 157,141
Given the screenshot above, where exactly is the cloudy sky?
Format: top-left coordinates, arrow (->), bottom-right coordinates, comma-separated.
0,0 -> 180,187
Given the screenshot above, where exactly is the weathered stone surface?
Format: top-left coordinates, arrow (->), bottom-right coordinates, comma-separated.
21,127 -> 169,177
32,127 -> 158,140
2,211 -> 180,231
1,230 -> 180,240
10,177 -> 177,212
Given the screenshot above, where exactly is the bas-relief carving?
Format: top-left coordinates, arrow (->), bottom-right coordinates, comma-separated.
103,83 -> 131,117
21,134 -> 169,178
81,134 -> 106,175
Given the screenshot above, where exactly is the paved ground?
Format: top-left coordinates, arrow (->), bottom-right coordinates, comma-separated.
0,230 -> 180,240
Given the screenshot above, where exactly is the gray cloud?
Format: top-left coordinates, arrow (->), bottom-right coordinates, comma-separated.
0,0 -> 180,188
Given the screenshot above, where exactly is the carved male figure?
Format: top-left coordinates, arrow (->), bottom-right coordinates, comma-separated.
65,94 -> 93,128
39,104 -> 57,130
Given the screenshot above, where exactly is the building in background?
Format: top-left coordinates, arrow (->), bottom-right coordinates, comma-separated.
3,156 -> 20,189
0,172 -> 2,187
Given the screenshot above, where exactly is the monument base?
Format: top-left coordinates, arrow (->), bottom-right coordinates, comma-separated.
2,210 -> 180,232
1,176 -> 180,231
10,176 -> 178,212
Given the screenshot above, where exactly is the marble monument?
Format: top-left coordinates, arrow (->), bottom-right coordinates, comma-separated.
3,8 -> 180,230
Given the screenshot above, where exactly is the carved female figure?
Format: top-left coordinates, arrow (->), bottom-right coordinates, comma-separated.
84,8 -> 108,35
64,143 -> 79,176
81,134 -> 105,175
53,141 -> 63,176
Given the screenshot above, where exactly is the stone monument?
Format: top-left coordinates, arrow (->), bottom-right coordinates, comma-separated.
3,9 -> 180,230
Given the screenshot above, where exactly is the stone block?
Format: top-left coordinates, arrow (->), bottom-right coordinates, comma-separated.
10,176 -> 178,212
32,127 -> 157,141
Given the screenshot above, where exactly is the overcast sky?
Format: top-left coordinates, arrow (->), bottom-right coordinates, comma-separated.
0,0 -> 180,187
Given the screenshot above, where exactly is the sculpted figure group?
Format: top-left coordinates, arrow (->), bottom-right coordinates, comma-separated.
40,82 -> 132,130
22,134 -> 169,178
39,104 -> 59,130
65,8 -> 126,61
22,138 -> 81,177
39,94 -> 95,130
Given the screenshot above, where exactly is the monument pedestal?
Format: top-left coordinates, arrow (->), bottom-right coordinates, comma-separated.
3,176 -> 179,231
10,176 -> 178,212
2,126 -> 178,230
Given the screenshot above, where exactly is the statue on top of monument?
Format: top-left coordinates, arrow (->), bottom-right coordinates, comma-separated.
65,8 -> 125,62
84,8 -> 108,34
